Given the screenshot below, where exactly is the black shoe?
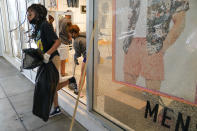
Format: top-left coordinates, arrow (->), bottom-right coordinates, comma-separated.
69,83 -> 78,95
49,106 -> 61,118
68,77 -> 78,95
68,83 -> 76,90
74,87 -> 79,95
68,77 -> 77,83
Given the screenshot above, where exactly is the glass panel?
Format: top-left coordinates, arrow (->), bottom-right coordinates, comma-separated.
27,0 -> 39,5
54,11 -> 87,103
0,0 -> 12,55
17,0 -> 32,79
6,0 -> 22,59
0,9 -> 5,55
17,0 -> 30,49
93,0 -> 197,130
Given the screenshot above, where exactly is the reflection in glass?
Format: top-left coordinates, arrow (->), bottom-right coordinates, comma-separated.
18,0 -> 30,49
93,0 -> 197,130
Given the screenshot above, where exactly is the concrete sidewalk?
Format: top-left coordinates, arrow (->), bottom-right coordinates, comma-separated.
0,57 -> 87,131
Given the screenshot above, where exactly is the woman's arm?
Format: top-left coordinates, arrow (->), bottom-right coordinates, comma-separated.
161,11 -> 186,53
46,39 -> 61,55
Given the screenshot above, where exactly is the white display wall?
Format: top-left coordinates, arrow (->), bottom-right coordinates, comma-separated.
46,0 -> 86,32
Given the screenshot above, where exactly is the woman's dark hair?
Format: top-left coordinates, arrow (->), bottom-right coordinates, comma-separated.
27,4 -> 47,39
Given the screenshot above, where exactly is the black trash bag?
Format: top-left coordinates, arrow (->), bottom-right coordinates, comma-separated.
33,61 -> 59,122
22,48 -> 43,69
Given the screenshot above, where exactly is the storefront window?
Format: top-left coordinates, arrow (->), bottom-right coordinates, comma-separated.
0,9 -> 5,55
6,0 -> 22,59
93,0 -> 197,130
0,0 -> 12,56
46,0 -> 87,104
18,0 -> 30,49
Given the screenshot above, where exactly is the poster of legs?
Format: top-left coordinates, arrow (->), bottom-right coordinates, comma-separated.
113,0 -> 197,105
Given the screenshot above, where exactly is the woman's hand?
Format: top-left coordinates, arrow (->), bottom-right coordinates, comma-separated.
43,53 -> 50,63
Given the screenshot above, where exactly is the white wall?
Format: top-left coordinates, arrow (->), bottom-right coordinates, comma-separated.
46,0 -> 86,32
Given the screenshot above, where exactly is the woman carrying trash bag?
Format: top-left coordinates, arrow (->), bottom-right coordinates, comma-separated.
27,4 -> 74,120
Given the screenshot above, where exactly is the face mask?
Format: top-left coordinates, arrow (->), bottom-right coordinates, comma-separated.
29,17 -> 37,24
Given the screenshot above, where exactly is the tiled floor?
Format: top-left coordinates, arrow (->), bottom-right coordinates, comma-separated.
0,57 -> 87,131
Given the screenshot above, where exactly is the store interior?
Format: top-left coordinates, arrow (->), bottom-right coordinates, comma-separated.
44,0 -> 87,104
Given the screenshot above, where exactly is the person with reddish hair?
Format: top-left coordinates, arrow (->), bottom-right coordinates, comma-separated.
69,25 -> 86,95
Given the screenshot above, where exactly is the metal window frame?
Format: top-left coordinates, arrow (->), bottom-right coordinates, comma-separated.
86,0 -> 94,111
